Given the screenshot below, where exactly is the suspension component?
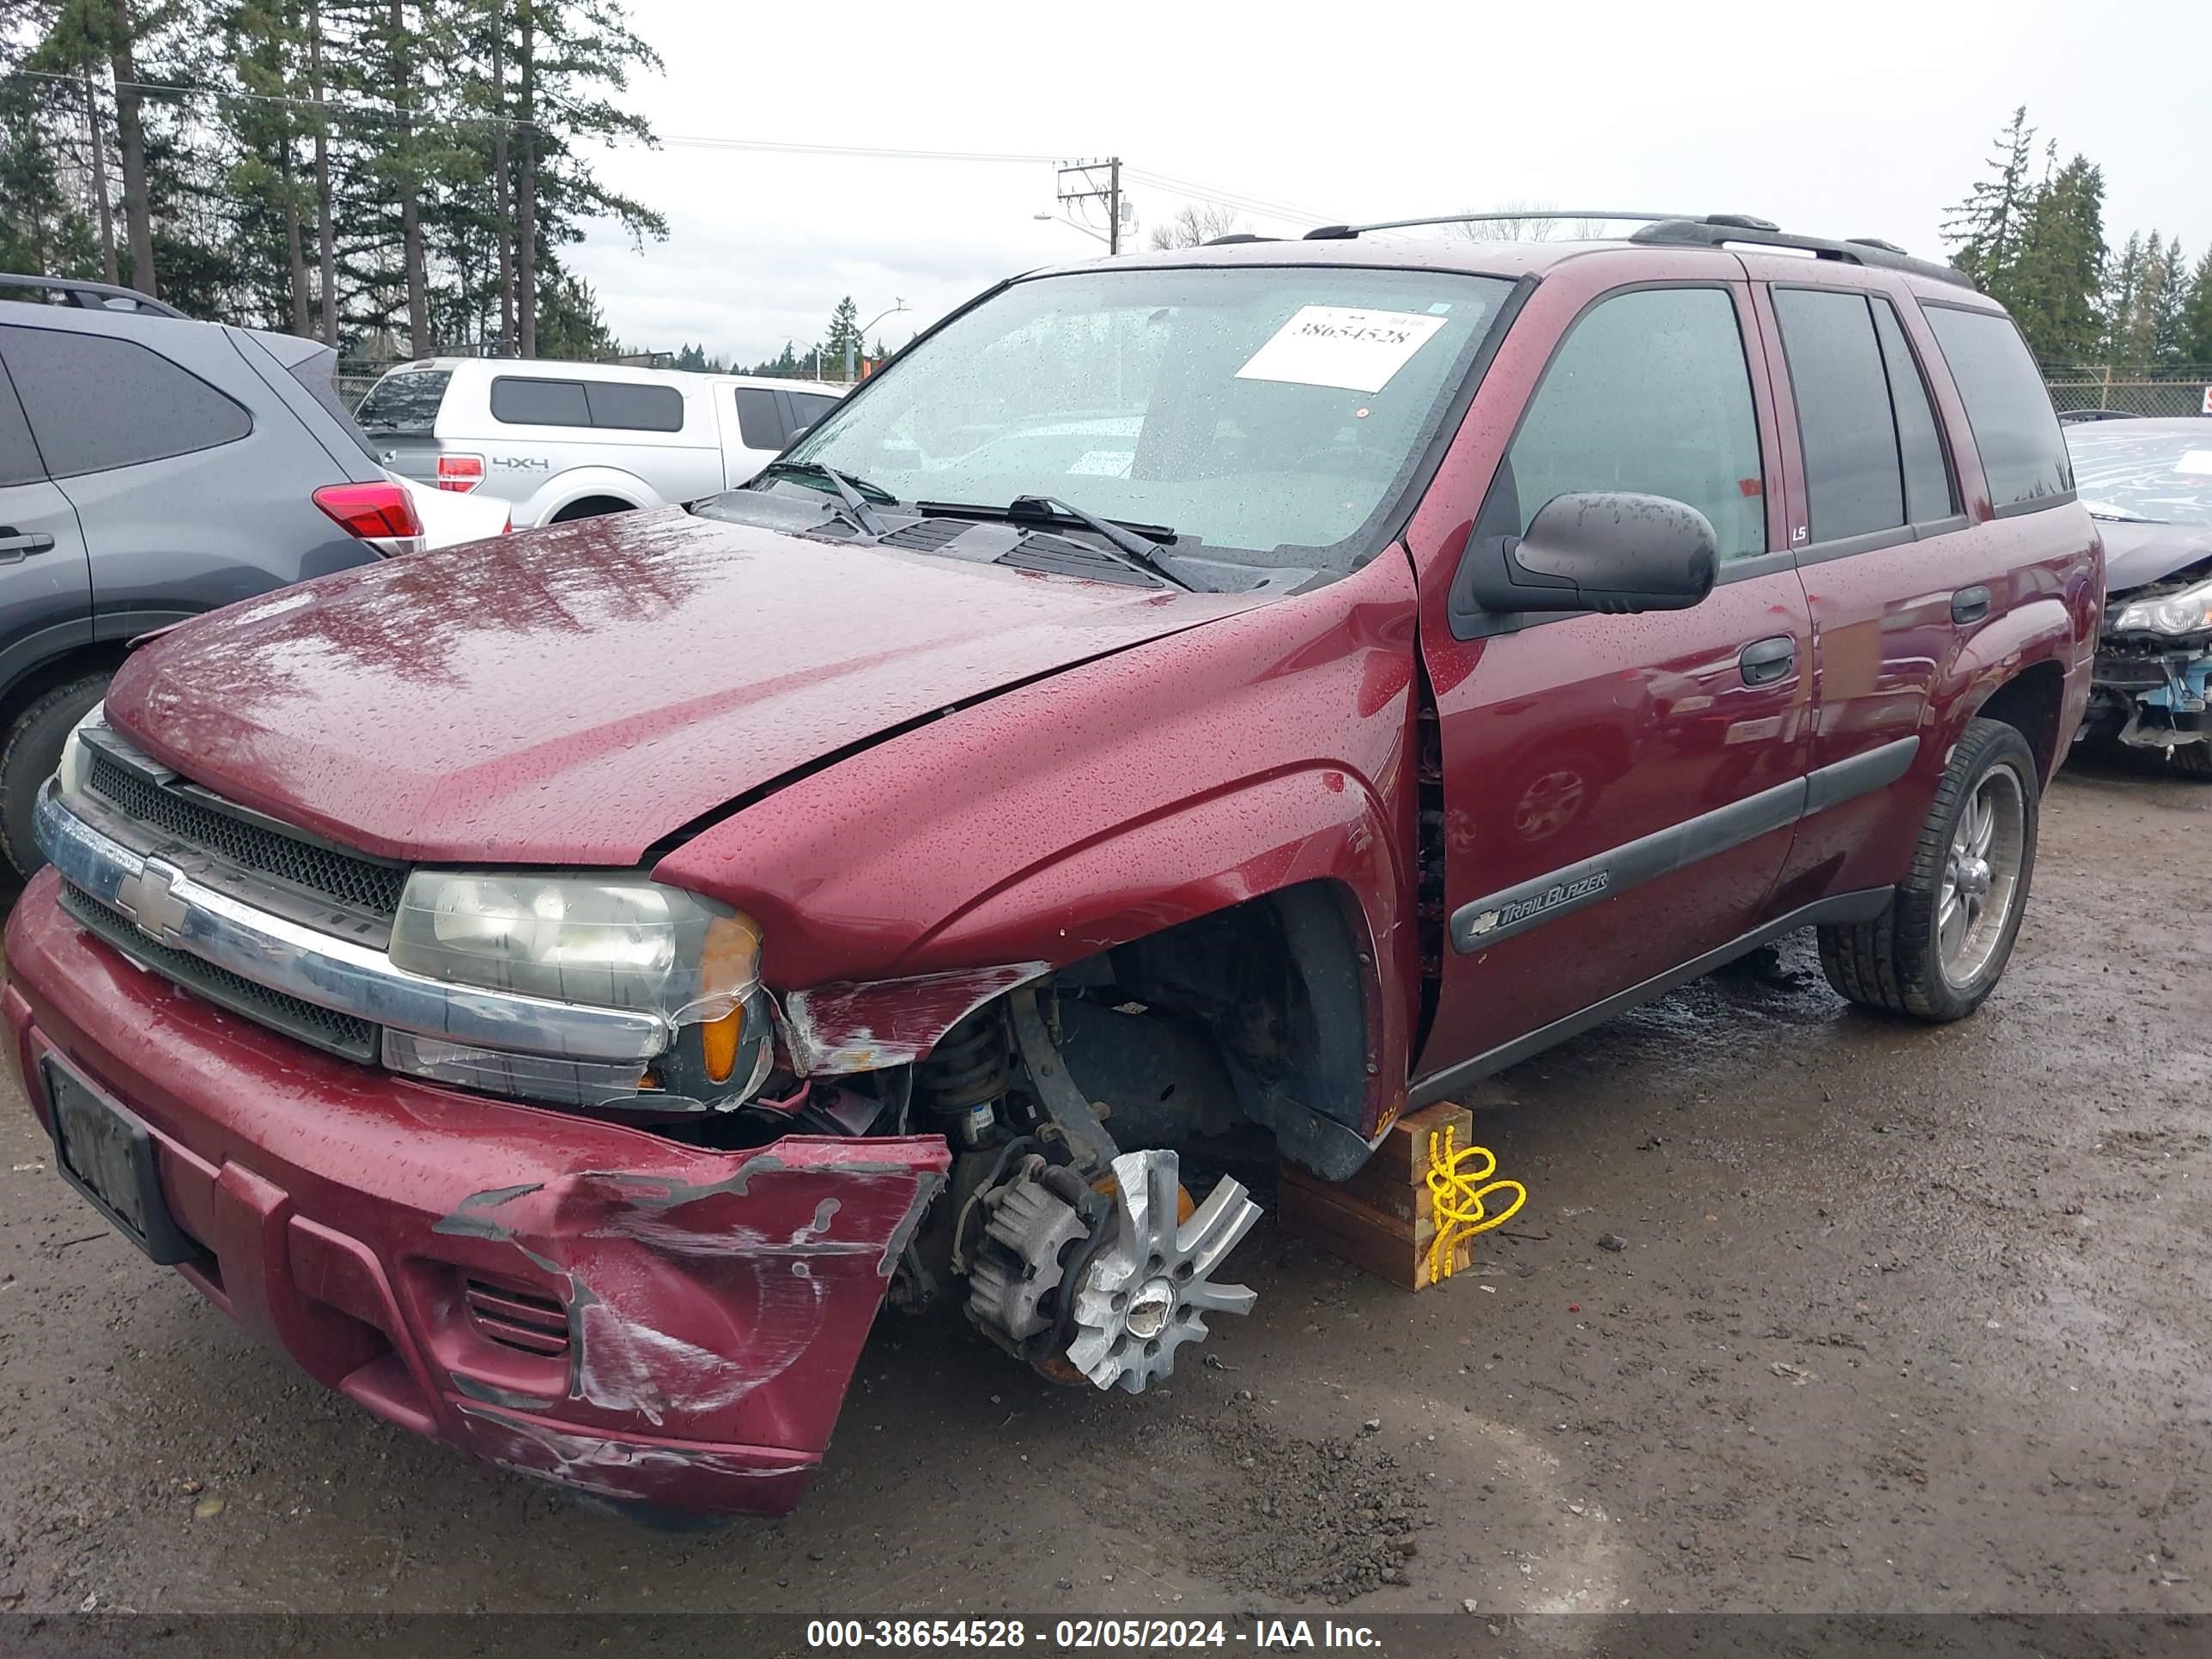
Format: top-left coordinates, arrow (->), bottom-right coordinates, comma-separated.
917,1000 -> 1011,1146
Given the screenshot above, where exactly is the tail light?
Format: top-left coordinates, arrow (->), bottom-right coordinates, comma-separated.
313,481 -> 423,541
436,453 -> 485,494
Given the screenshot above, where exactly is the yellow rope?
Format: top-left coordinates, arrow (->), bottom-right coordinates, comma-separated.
1425,1124 -> 1527,1283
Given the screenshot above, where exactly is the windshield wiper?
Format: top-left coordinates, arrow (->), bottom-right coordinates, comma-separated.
755,459 -> 893,537
929,495 -> 1190,589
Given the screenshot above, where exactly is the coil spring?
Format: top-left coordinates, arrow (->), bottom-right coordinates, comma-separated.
918,1001 -> 1012,1115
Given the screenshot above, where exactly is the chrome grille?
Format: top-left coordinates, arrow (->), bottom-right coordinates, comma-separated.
59,882 -> 378,1061
86,751 -> 405,917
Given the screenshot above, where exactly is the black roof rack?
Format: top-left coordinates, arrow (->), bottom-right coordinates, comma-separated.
1297,211 -> 1973,289
1202,233 -> 1279,246
0,273 -> 187,319
1626,219 -> 1972,286
1304,210 -> 1701,240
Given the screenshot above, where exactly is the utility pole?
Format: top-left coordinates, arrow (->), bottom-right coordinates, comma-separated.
1055,158 -> 1127,255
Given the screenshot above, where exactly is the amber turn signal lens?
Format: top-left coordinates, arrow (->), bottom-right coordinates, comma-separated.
701,1006 -> 744,1085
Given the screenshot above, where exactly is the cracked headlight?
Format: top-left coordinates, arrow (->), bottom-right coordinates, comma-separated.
389,871 -> 762,1029
55,701 -> 106,801
2111,580 -> 2212,636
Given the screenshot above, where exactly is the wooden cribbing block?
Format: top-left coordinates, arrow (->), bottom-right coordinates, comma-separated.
1274,1100 -> 1474,1291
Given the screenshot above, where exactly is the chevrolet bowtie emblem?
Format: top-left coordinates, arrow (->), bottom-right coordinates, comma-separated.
116,858 -> 190,943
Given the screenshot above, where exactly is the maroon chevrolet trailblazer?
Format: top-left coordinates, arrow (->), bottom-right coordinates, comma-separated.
7,212 -> 2100,1516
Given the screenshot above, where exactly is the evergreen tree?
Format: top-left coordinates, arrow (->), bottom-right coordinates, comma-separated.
2008,151 -> 2105,366
2180,249 -> 2212,369
533,270 -> 617,359
2113,231 -> 2169,367
2101,232 -> 2145,362
1943,106 -> 2038,298
823,295 -> 862,376
2151,235 -> 2187,369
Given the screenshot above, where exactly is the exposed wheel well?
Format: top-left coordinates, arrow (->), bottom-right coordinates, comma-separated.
1072,881 -> 1376,1177
1972,662 -> 2067,783
0,643 -> 131,740
549,495 -> 637,524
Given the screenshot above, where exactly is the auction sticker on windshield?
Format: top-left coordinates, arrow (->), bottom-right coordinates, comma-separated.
1235,305 -> 1449,393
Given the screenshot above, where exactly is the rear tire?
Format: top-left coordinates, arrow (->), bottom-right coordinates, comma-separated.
0,672 -> 111,878
1818,718 -> 2039,1023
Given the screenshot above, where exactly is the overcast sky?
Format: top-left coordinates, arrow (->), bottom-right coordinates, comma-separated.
565,0 -> 2210,368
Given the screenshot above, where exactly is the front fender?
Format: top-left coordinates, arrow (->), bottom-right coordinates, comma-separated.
653,551 -> 1425,1115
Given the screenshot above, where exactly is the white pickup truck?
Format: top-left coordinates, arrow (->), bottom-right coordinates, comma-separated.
356,358 -> 848,527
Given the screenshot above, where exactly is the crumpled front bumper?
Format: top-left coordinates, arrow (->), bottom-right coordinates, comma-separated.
2090,641 -> 2212,749
3,869 -> 947,1516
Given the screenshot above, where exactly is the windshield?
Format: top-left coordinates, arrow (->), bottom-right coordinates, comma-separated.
2066,424 -> 2212,526
781,265 -> 1514,568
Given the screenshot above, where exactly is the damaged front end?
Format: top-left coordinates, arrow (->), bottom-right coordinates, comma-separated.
2069,428 -> 2212,775
4,879 -> 951,1519
2085,556 -> 2212,773
11,714 -> 1279,1522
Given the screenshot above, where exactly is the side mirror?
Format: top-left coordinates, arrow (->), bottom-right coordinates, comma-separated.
1457,491 -> 1719,616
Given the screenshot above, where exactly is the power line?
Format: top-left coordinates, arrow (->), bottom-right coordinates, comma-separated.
1121,165 -> 1334,229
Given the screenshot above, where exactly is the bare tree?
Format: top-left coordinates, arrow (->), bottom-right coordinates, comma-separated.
1448,200 -> 1608,244
1149,201 -> 1246,251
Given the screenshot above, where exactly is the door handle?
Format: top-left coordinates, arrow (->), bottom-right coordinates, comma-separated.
1740,635 -> 1796,686
0,528 -> 57,562
1951,585 -> 1991,624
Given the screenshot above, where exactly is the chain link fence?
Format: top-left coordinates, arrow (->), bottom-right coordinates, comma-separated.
2043,371 -> 2212,419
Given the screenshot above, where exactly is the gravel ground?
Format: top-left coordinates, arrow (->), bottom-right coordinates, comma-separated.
0,751 -> 2206,1619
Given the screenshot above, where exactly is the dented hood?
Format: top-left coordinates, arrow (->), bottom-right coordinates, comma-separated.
2100,520 -> 2212,595
106,509 -> 1264,863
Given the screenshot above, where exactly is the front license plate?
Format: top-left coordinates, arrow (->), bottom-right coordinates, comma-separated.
43,1058 -> 198,1265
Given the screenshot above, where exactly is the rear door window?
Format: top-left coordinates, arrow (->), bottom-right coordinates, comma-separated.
1773,289 -> 1905,543
490,375 -> 592,427
1923,307 -> 2072,509
1496,286 -> 1766,562
1869,301 -> 1955,526
734,387 -> 784,450
0,325 -> 252,477
0,362 -> 44,486
582,381 -> 684,433
355,368 -> 452,435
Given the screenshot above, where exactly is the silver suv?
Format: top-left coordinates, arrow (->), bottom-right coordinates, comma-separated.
358,358 -> 847,527
0,276 -> 420,877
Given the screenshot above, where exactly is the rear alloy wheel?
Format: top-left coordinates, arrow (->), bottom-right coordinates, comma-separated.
1818,718 -> 2040,1022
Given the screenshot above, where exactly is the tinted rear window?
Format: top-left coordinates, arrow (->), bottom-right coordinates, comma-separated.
491,375 -> 591,427
0,363 -> 42,486
786,392 -> 837,434
356,368 -> 452,434
1774,288 -> 1904,544
583,381 -> 684,432
734,387 -> 783,449
281,348 -> 380,463
0,325 -> 252,477
1923,307 -> 2071,509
